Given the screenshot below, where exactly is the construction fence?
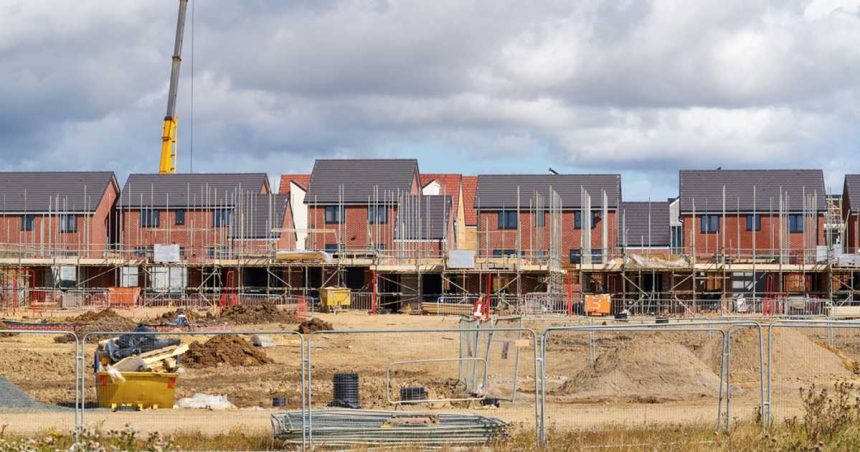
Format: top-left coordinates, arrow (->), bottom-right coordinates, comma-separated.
6,320 -> 860,448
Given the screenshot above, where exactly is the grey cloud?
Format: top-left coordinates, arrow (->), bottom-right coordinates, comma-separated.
0,0 -> 859,199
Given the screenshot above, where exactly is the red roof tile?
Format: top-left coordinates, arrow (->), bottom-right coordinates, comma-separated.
421,173 -> 462,215
279,174 -> 311,195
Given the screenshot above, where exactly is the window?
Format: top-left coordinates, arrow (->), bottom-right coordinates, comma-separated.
492,249 -> 518,257
208,246 -> 230,258
368,206 -> 387,224
497,211 -> 517,229
59,214 -> 77,233
324,243 -> 339,253
179,247 -> 186,258
175,209 -> 185,225
592,249 -> 603,264
134,246 -> 151,258
700,215 -> 719,234
535,211 -> 545,227
574,211 -> 582,229
788,214 -> 804,233
569,249 -> 582,264
324,206 -> 344,224
213,208 -> 232,227
591,211 -> 601,229
140,210 -> 160,228
21,214 -> 34,232
746,214 -> 761,232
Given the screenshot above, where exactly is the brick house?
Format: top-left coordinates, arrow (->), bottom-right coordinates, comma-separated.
304,159 -> 421,253
0,171 -> 119,259
474,174 -> 622,264
116,173 -> 278,261
843,175 -> 860,253
679,169 -> 826,261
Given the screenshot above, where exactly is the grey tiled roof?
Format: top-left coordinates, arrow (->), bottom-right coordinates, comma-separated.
395,195 -> 451,240
844,175 -> 860,212
679,169 -> 826,213
305,159 -> 419,204
0,171 -> 117,212
232,194 -> 289,239
475,174 -> 621,209
118,174 -> 269,208
619,201 -> 671,247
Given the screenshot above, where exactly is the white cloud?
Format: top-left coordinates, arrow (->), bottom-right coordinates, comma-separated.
0,0 -> 859,198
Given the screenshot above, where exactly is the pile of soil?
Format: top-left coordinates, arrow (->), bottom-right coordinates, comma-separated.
297,317 -> 333,334
556,335 -> 722,402
54,309 -> 137,343
214,303 -> 296,324
183,335 -> 274,368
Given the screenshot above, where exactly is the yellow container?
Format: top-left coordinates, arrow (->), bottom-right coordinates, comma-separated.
95,371 -> 178,409
320,287 -> 351,311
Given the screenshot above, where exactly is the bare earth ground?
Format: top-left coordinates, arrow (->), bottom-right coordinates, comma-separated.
0,309 -> 858,436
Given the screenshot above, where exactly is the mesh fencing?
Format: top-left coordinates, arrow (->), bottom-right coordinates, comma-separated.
0,330 -> 79,439
305,326 -> 540,449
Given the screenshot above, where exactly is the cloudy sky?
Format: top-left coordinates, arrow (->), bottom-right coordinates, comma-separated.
1,0 -> 858,199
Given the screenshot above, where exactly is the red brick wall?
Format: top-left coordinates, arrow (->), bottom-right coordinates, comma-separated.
681,213 -> 826,258
847,213 -> 859,253
306,205 -> 398,251
475,210 -> 618,260
0,182 -> 118,258
119,209 -> 232,260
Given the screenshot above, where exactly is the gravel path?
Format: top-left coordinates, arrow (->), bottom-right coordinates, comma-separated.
0,376 -> 66,411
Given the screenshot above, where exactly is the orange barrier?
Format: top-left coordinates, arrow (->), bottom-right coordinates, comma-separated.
584,294 -> 611,316
108,287 -> 141,307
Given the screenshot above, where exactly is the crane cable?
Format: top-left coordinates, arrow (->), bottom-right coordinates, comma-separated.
189,0 -> 195,173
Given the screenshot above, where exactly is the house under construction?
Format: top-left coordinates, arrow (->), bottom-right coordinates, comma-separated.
0,162 -> 858,317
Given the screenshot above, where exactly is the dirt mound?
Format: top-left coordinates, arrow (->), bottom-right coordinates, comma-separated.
297,317 -> 333,334
215,303 -> 296,324
54,309 -> 137,343
768,328 -> 854,384
556,335 -> 722,402
184,335 -> 274,368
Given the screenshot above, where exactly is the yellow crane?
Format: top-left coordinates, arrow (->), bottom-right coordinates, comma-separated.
159,0 -> 189,174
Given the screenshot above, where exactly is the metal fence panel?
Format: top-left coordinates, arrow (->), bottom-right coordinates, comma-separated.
766,321 -> 860,425
0,330 -> 79,439
541,324 -> 738,446
305,327 -> 540,449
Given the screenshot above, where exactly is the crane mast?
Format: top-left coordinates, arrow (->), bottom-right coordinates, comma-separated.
159,0 -> 189,174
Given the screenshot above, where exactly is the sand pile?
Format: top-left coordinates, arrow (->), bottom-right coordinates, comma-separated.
184,335 -> 274,368
556,335 -> 722,402
297,317 -> 333,334
54,309 -> 137,343
768,328 -> 853,384
214,303 -> 296,324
